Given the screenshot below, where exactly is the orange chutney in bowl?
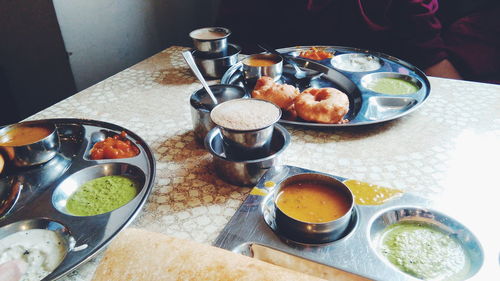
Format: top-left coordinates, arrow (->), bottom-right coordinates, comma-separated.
275,181 -> 351,223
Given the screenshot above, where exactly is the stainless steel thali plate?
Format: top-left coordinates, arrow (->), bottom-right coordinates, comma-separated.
221,46 -> 431,127
0,118 -> 156,280
214,165 -> 487,281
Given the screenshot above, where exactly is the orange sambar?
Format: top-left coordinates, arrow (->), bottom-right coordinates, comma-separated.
0,126 -> 52,146
276,181 -> 350,223
244,57 -> 280,67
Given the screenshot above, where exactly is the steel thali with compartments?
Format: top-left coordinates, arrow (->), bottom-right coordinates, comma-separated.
214,165 -> 491,280
0,118 -> 155,280
221,46 -> 431,127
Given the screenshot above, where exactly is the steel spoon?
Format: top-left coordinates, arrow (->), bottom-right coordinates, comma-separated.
182,51 -> 218,104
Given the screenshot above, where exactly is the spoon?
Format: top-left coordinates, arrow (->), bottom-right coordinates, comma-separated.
257,43 -> 308,80
182,51 -> 218,104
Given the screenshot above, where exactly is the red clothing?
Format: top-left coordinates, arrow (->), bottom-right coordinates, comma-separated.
217,0 -> 499,83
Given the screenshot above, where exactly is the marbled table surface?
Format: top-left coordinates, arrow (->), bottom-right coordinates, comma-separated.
26,46 -> 499,280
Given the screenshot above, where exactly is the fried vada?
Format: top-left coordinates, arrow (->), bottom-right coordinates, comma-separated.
252,76 -> 299,114
294,88 -> 349,124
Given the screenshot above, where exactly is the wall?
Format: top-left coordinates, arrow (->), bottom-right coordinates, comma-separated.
53,0 -> 221,91
0,0 -> 76,125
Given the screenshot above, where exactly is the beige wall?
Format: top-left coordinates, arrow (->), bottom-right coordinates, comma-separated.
53,0 -> 221,91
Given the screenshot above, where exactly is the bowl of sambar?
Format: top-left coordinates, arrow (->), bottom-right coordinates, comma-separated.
274,173 -> 354,244
0,120 -> 60,168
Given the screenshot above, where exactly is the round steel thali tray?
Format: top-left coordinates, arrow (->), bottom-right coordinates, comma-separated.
221,46 -> 431,127
0,118 -> 155,280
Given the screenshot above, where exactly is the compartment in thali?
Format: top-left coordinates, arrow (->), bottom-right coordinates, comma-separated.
56,123 -> 86,158
84,129 -> 141,161
369,207 -> 484,281
0,176 -> 21,218
331,53 -> 383,72
0,153 -> 71,219
363,96 -> 418,121
0,218 -> 74,281
361,72 -> 423,95
52,163 -> 146,216
232,242 -> 370,280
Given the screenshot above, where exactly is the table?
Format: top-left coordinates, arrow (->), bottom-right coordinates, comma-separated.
28,46 -> 500,280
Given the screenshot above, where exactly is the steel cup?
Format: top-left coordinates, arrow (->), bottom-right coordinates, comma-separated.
192,44 -> 241,79
274,173 -> 354,244
189,27 -> 231,55
242,54 -> 283,82
190,84 -> 248,143
0,121 -> 60,167
205,124 -> 290,186
210,99 -> 281,160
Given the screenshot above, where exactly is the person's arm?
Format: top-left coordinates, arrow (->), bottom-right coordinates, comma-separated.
425,58 -> 462,79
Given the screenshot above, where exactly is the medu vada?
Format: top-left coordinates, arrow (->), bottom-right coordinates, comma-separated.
251,76 -> 299,114
294,88 -> 349,124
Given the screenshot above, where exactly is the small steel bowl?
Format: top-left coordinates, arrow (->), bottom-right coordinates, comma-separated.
192,44 -> 241,79
274,173 -> 354,244
210,99 -> 282,160
190,84 -> 249,143
242,54 -> 283,82
205,124 -> 290,186
0,120 -> 60,167
189,27 -> 231,55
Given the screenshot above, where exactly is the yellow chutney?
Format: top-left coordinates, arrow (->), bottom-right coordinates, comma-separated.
276,181 -> 351,223
344,179 -> 403,205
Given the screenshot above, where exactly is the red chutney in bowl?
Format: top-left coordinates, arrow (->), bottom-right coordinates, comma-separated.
90,131 -> 139,160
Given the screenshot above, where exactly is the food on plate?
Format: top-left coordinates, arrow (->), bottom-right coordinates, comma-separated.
377,221 -> 470,280
343,180 -> 403,205
365,77 -> 419,95
210,98 -> 281,131
294,88 -> 349,124
66,175 -> 139,216
92,228 -> 326,281
276,181 -> 351,223
243,56 -> 281,67
252,76 -> 299,116
0,229 -> 66,281
90,131 -> 139,160
332,54 -> 381,72
298,47 -> 334,60
0,125 -> 52,147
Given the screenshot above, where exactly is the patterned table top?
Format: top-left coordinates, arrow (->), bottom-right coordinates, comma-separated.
27,46 -> 500,280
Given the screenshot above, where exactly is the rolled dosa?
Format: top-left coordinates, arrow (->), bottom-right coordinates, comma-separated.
92,228 -> 327,281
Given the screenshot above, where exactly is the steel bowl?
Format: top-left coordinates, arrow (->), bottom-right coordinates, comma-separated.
190,84 -> 249,143
210,99 -> 282,160
274,173 -> 354,244
192,44 -> 241,79
189,27 -> 231,55
242,54 -> 283,82
0,120 -> 60,167
205,124 -> 290,186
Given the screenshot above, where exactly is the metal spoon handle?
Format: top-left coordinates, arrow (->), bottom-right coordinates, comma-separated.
182,51 -> 218,104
